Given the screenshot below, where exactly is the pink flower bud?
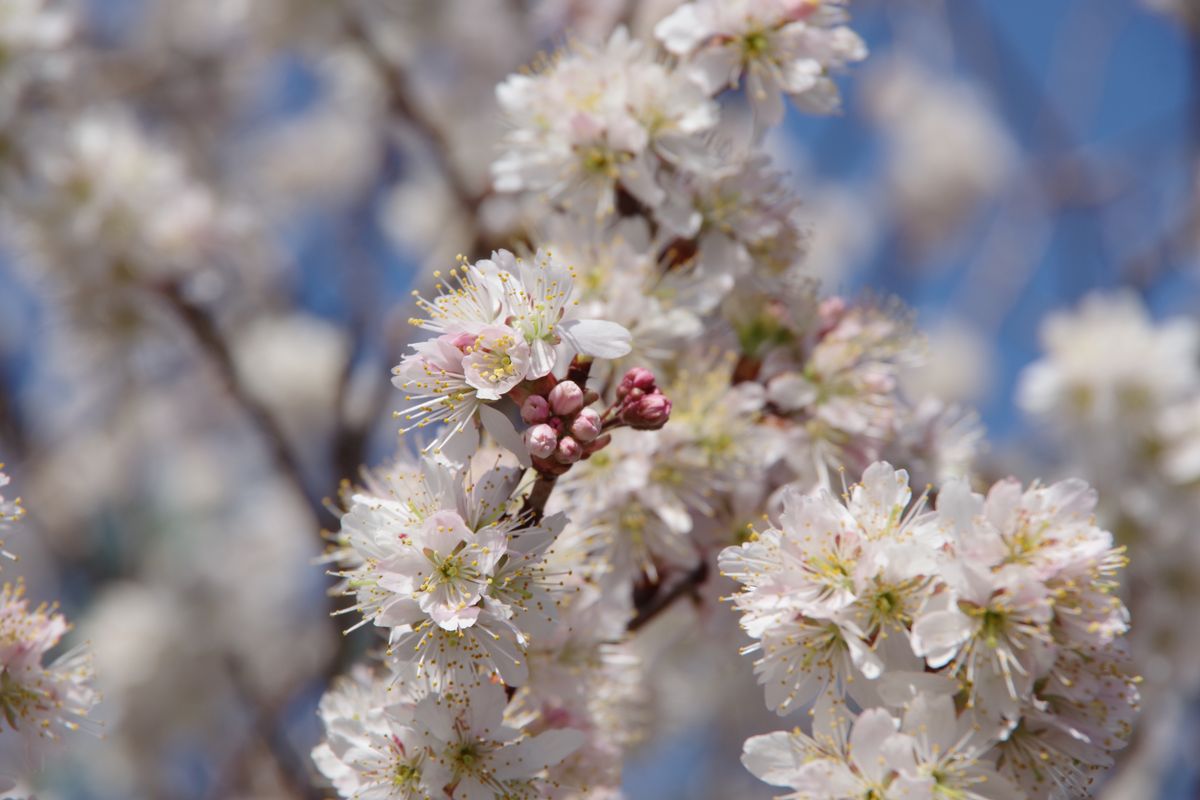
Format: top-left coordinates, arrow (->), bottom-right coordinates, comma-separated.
521,395 -> 551,424
524,424 -> 558,459
617,367 -> 657,399
621,391 -> 672,430
548,380 -> 584,416
555,435 -> 582,463
569,408 -> 602,442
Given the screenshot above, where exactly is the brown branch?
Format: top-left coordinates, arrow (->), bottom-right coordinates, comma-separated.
341,9 -> 485,220
519,472 -> 559,527
160,284 -> 332,529
628,558 -> 709,632
208,655 -> 326,800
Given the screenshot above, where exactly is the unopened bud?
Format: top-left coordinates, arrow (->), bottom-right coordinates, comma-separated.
621,391 -> 672,430
548,380 -> 584,416
524,424 -> 558,459
521,395 -> 551,424
617,367 -> 657,399
555,435 -> 582,464
570,408 -> 602,442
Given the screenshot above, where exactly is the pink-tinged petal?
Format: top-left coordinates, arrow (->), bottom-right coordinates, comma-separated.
428,602 -> 481,631
891,775 -> 937,800
747,68 -> 786,130
558,318 -> 632,359
375,598 -> 422,628
881,733 -> 919,776
848,708 -> 900,783
688,47 -> 741,94
493,729 -> 586,779
420,510 -> 473,556
654,4 -> 709,54
461,680 -> 508,737
479,404 -> 531,468
527,337 -> 556,378
911,608 -> 972,668
845,631 -> 883,680
901,693 -> 958,754
741,732 -> 803,786
792,760 -> 861,795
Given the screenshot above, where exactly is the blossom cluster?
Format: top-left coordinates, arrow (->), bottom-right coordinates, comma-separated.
307,3 -> 1143,799
1017,291 -> 1200,794
723,462 -> 1136,799
0,467 -> 98,779
322,242 -> 664,793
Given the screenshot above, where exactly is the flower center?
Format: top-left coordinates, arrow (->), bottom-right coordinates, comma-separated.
741,30 -> 771,60
438,557 -> 462,581
466,334 -> 520,385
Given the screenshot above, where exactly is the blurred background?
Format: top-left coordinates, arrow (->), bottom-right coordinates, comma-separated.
0,0 -> 1197,798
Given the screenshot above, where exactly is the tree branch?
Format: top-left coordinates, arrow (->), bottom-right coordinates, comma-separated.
519,472 -> 559,527
341,9 -> 485,220
628,559 -> 709,632
160,284 -> 331,528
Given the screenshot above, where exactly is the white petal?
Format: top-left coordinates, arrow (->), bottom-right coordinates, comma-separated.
479,404 -> 531,468
494,729 -> 586,779
653,5 -> 708,54
558,318 -> 632,359
741,732 -> 802,786
849,709 -> 899,782
911,609 -> 972,668
528,337 -> 556,378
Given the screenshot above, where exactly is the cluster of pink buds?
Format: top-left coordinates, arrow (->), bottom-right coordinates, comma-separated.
518,367 -> 673,475
522,379 -> 609,474
615,367 -> 672,430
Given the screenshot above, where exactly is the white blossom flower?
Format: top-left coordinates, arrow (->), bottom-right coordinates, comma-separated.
991,646 -> 1138,800
741,700 -> 907,799
720,462 -> 940,714
494,28 -> 717,216
1018,291 -> 1199,432
885,693 -> 1020,800
490,249 -> 632,374
312,664 -> 434,800
0,581 -> 97,739
0,0 -> 72,126
655,150 -> 808,288
338,457 -> 563,688
655,0 -> 867,127
419,679 -> 586,799
0,0 -> 70,55
0,469 -> 22,531
20,111 -> 222,277
910,476 -> 1130,727
314,665 -> 586,800
545,224 -> 706,377
764,299 -> 922,486
396,249 -> 631,451
550,429 -> 701,586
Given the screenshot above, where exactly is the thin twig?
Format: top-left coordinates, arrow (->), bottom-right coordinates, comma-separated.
519,472 -> 559,527
209,655 -> 325,800
160,284 -> 332,528
628,559 -> 709,632
341,9 -> 485,220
